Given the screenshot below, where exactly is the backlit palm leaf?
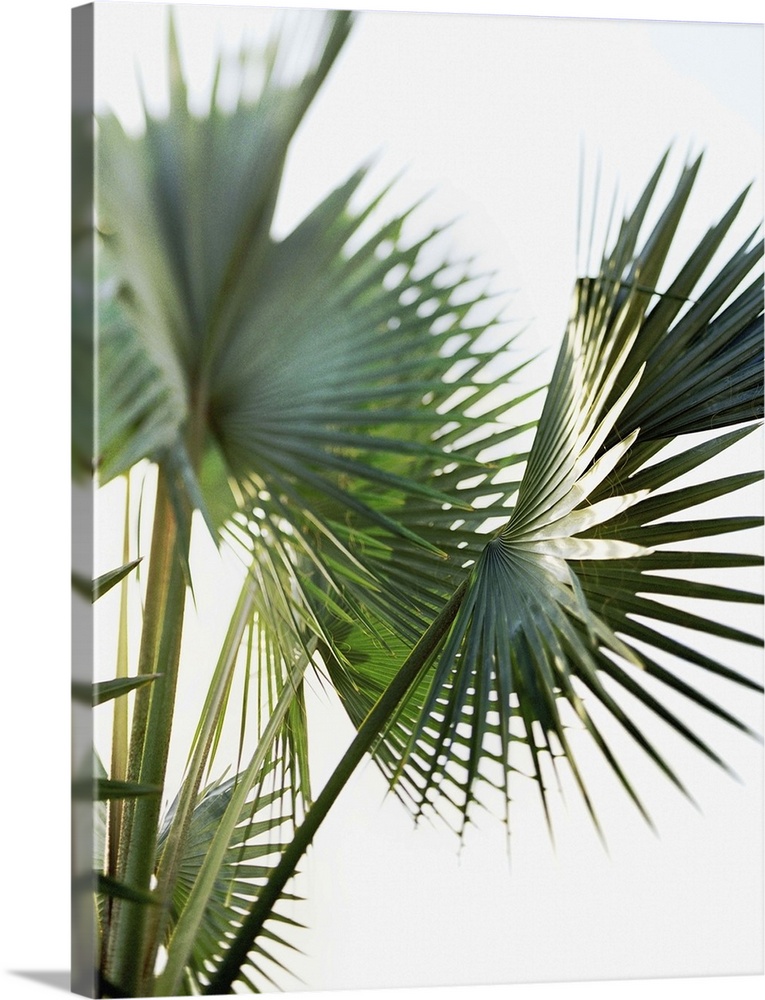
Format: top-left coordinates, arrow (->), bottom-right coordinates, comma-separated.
96,8 -> 532,647
343,153 -> 763,839
157,766 -> 303,994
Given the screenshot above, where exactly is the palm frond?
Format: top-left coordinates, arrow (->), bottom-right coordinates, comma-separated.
371,153 -> 764,840
95,295 -> 186,484
71,558 -> 142,603
96,8 -> 538,640
157,763 -> 303,994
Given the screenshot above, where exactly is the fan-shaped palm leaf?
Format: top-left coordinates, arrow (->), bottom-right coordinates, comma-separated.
96,6 -> 533,658
280,153 -> 762,840
385,152 -> 763,839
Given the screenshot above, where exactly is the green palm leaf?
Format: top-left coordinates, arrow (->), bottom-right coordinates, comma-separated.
95,8 -> 534,623
156,765 -> 303,995
95,294 -> 186,484
345,153 -> 763,839
71,558 -> 142,603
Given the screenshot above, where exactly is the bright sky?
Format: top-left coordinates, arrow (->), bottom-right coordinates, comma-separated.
85,1 -> 765,997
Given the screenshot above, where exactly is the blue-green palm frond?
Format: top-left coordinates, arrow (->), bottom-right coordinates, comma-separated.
95,8 -> 536,646
366,152 -> 764,839
157,762 -> 303,994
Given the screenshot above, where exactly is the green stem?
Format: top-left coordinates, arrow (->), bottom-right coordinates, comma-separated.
101,477 -> 133,978
204,578 -> 468,995
139,573 -> 259,992
122,476 -> 179,792
107,476 -> 132,877
102,472 -> 175,982
107,467 -> 191,996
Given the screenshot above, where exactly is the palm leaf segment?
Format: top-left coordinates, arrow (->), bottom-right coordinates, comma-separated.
333,153 -> 763,839
157,764 -> 303,994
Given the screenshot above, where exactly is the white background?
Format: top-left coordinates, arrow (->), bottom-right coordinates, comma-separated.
2,1 -> 765,999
